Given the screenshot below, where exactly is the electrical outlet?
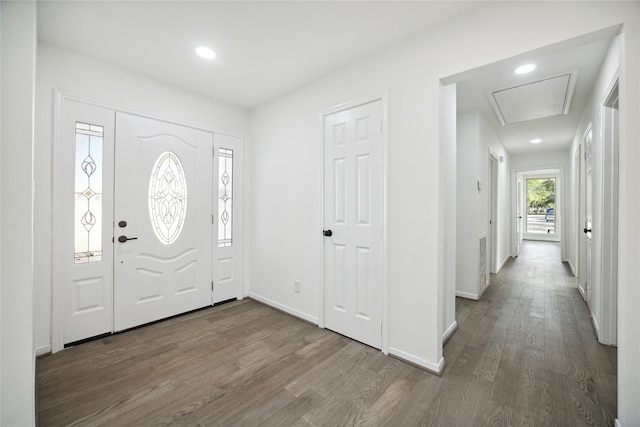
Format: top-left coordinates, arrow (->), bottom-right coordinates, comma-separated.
294,280 -> 301,294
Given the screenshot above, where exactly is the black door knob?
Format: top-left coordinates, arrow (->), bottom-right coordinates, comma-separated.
118,235 -> 138,243
323,229 -> 333,237
583,228 -> 592,234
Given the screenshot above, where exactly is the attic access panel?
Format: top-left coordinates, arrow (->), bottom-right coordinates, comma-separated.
488,71 -> 578,125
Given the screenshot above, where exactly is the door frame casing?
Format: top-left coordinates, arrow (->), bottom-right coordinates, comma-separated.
51,90 -> 245,352
599,75 -> 619,346
318,91 -> 389,355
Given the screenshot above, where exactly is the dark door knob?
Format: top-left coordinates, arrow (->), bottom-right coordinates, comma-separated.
323,229 -> 333,237
583,228 -> 592,234
118,235 -> 138,243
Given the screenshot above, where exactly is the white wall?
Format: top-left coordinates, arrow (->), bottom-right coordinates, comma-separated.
479,113 -> 511,273
249,1 -> 639,380
34,43 -> 250,353
568,36 -> 620,343
456,112 -> 480,299
618,5 -> 640,422
1,2 -> 37,425
456,111 -> 510,300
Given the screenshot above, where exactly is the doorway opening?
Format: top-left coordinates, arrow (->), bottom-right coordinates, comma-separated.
518,169 -> 561,242
526,177 -> 556,236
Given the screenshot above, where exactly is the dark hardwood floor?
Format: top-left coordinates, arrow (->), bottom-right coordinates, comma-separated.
37,241 -> 617,426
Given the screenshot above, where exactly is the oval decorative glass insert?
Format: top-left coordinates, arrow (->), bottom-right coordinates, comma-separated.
148,151 -> 188,245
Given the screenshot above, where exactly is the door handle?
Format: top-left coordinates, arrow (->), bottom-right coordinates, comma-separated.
323,229 -> 333,237
583,228 -> 592,234
118,235 -> 138,243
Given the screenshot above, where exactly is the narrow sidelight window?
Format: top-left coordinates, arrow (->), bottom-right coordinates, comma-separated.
74,122 -> 104,263
218,148 -> 233,247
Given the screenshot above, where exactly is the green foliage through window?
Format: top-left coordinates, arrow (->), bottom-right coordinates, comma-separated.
527,178 -> 555,213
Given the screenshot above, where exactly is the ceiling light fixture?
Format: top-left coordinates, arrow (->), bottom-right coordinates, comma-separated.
515,63 -> 536,74
195,46 -> 216,60
529,138 -> 542,144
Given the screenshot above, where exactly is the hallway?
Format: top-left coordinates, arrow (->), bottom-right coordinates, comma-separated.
36,241 -> 617,426
447,240 -> 617,425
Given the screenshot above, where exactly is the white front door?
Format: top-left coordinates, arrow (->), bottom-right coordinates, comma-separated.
323,100 -> 383,349
113,112 -> 213,331
55,99 -> 245,350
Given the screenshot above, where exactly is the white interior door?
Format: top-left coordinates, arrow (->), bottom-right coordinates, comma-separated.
113,112 -> 213,331
212,133 -> 243,304
55,99 -> 115,347
516,178 -> 523,256
489,154 -> 497,274
584,126 -> 593,308
323,100 -> 383,349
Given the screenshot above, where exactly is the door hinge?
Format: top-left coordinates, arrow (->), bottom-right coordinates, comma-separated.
211,281 -> 214,291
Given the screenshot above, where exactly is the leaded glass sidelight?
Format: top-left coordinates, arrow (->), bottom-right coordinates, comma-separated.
149,151 -> 188,245
74,122 -> 104,263
218,148 -> 233,247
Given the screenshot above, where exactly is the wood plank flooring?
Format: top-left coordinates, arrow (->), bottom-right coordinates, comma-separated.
37,241 -> 617,426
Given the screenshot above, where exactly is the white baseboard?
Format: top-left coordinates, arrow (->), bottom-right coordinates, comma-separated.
248,292 -> 319,325
496,256 -> 510,273
578,284 -> 586,299
591,313 -> 600,340
567,260 -> 577,276
615,418 -> 621,427
388,347 -> 445,375
36,344 -> 52,357
456,290 -> 479,300
443,321 -> 458,344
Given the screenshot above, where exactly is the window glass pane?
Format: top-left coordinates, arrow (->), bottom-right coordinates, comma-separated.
218,148 -> 233,247
74,122 -> 103,263
149,151 -> 188,245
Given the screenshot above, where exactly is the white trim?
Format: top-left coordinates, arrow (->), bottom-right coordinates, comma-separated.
51,90 -> 64,353
248,292 -> 319,325
35,345 -> 52,357
567,259 -> 577,276
388,347 -> 445,375
599,74 -> 619,347
497,255 -> 511,273
442,320 -> 458,344
578,283 -> 586,300
614,418 -> 621,427
320,91 -> 389,355
456,290 -> 480,300
591,312 -> 601,341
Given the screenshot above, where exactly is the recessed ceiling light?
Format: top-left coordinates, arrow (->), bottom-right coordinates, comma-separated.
195,46 -> 216,60
529,138 -> 542,144
515,64 -> 536,74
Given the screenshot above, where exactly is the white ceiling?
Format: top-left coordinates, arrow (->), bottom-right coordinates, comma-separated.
37,0 -> 481,109
455,32 -> 617,155
37,1 -> 618,155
